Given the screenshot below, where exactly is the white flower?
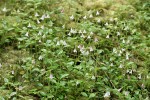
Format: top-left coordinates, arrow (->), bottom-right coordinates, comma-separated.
87,35 -> 91,39
97,19 -> 101,23
0,63 -> 2,68
62,24 -> 65,29
82,51 -> 89,56
89,46 -> 93,52
122,39 -> 125,43
81,34 -> 85,38
18,86 -> 23,91
96,11 -> 100,16
113,48 -> 117,53
138,74 -> 142,79
40,14 -> 46,20
46,14 -> 50,18
2,7 -> 7,12
27,23 -> 32,28
38,31 -> 42,35
17,9 -> 20,13
38,55 -> 43,60
91,76 -> 95,80
90,32 -> 94,35
119,64 -> 123,68
39,40 -> 42,43
25,32 -> 29,37
126,39 -> 130,44
35,12 -> 39,17
106,35 -> 109,38
83,15 -> 87,19
117,32 -> 120,36
94,37 -> 98,42
68,32 -> 71,36
70,28 -> 74,33
73,49 -> 77,53
104,91 -> 110,98
56,41 -> 60,46
126,52 -> 129,60
41,25 -> 44,29
105,22 -> 108,26
83,30 -> 86,33
37,19 -> 40,24
89,14 -> 93,18
110,63 -> 113,66
109,18 -> 113,22
49,74 -> 54,79
70,15 -> 74,20
42,34 -> 46,38
78,30 -> 82,34
124,91 -> 129,96
11,70 -> 14,74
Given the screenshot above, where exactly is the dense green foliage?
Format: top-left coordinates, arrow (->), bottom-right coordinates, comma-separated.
0,0 -> 149,99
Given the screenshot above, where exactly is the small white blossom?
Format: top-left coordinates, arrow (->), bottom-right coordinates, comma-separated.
104,91 -> 110,98
78,30 -> 82,34
110,18 -> 113,22
89,46 -> 93,52
40,14 -> 46,20
122,39 -> 125,43
90,32 -> 94,35
18,86 -> 23,91
35,12 -> 39,17
81,34 -> 85,38
11,70 -> 14,74
96,11 -> 100,16
126,52 -> 129,60
0,63 -> 2,68
49,74 -> 54,79
70,15 -> 74,20
56,41 -> 60,46
87,35 -> 91,39
105,22 -> 109,26
2,7 -> 7,12
39,40 -> 42,43
45,14 -> 50,18
124,91 -> 129,96
73,49 -> 77,53
37,19 -> 40,24
38,31 -> 42,35
27,23 -> 32,28
83,30 -> 87,34
89,14 -> 93,18
25,32 -> 29,37
106,35 -> 109,38
94,37 -> 98,42
117,32 -> 120,36
62,24 -> 65,29
82,51 -> 89,56
41,25 -> 44,29
42,34 -> 46,38
113,48 -> 117,53
38,55 -> 43,60
119,64 -> 123,68
97,19 -> 101,23
91,76 -> 95,80
138,74 -> 142,79
68,32 -> 71,36
70,28 -> 74,33
83,15 -> 87,19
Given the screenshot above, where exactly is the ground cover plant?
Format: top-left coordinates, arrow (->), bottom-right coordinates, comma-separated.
0,0 -> 150,99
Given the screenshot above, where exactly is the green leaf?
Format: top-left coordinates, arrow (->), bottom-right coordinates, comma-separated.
89,93 -> 96,98
81,92 -> 88,97
10,92 -> 17,97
